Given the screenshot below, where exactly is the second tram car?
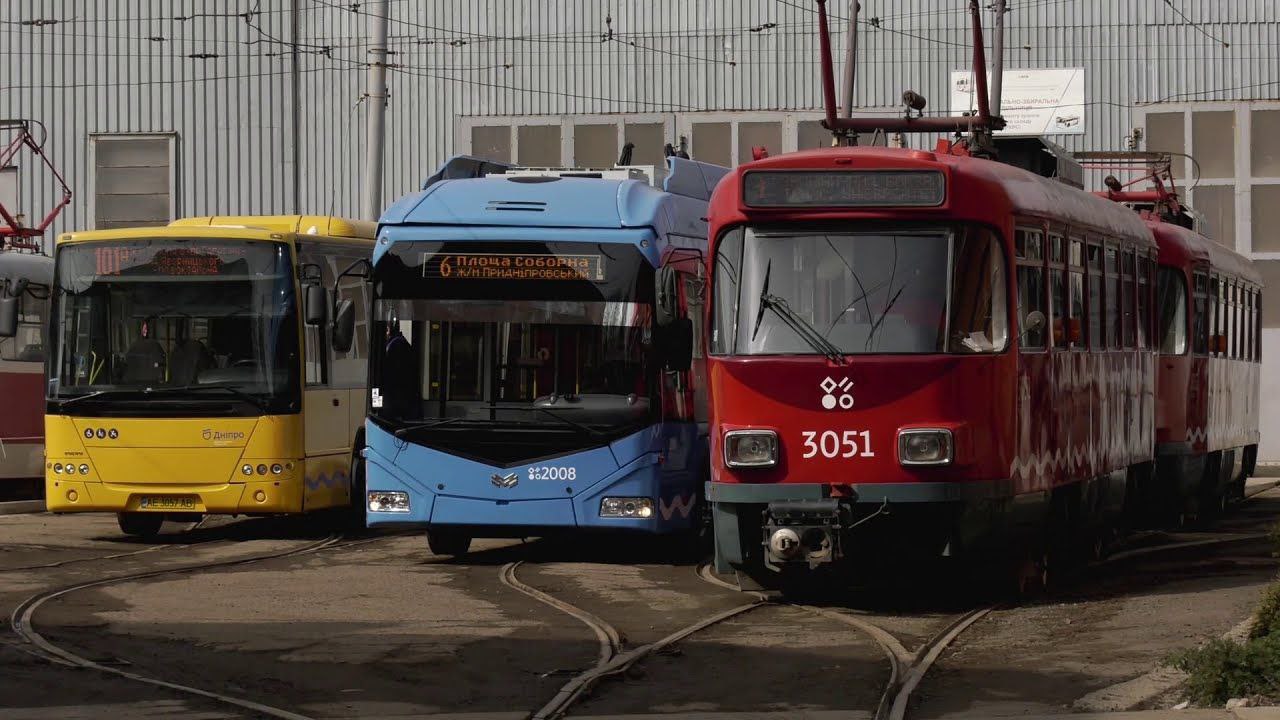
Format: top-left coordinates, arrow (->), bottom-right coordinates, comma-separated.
0,251 -> 53,499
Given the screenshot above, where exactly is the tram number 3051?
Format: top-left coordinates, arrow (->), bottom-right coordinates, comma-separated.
801,430 -> 875,459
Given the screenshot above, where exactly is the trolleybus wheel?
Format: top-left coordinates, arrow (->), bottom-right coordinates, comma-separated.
346,451 -> 367,529
426,528 -> 472,557
117,512 -> 164,538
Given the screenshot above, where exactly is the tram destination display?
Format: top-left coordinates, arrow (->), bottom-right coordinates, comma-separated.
742,169 -> 945,208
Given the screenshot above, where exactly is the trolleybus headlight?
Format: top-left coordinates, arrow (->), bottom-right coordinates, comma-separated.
368,491 -> 410,513
898,429 -> 954,466
78,464 -> 90,475
241,464 -> 254,476
53,463 -> 63,474
600,497 -> 654,519
724,430 -> 778,468
270,463 -> 283,475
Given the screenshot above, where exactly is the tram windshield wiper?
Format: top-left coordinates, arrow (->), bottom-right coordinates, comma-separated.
750,261 -> 847,365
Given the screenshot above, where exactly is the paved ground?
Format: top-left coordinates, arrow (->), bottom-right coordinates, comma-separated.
0,483 -> 1277,719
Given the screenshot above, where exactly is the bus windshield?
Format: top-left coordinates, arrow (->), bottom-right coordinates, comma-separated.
369,241 -> 657,451
711,224 -> 1008,357
48,239 -> 301,414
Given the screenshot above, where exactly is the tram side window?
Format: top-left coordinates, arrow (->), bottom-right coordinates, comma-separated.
1122,249 -> 1136,348
1157,267 -> 1188,355
1255,290 -> 1263,361
710,228 -> 744,356
1192,272 -> 1209,354
1105,245 -> 1121,349
0,289 -> 48,362
1231,283 -> 1240,359
1209,276 -> 1220,356
948,226 -> 1008,352
1086,242 -> 1103,349
1137,256 -> 1151,349
1015,228 -> 1046,351
1068,238 -> 1084,350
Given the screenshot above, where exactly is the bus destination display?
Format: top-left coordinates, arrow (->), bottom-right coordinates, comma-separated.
423,252 -> 605,282
742,170 -> 946,208
94,246 -> 246,277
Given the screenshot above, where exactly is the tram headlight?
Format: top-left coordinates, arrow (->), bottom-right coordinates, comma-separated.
898,429 -> 953,466
724,430 -> 778,468
368,490 -> 410,513
600,497 -> 654,519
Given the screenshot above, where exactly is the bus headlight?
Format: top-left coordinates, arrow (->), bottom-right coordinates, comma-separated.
241,464 -> 254,476
78,464 -> 90,475
368,491 -> 410,513
600,497 -> 653,518
898,429 -> 953,466
724,430 -> 778,468
270,463 -> 283,475
53,463 -> 63,474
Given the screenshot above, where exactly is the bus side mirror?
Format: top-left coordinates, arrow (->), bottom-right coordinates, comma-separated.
663,317 -> 693,372
304,284 -> 327,326
332,299 -> 355,354
0,296 -> 16,338
655,266 -> 679,328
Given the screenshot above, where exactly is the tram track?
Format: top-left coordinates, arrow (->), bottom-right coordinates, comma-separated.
7,532 -> 369,720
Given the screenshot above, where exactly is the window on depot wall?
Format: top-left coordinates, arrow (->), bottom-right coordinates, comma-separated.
92,134 -> 175,230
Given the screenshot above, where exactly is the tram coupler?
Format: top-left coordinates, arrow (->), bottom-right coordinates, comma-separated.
762,499 -> 850,570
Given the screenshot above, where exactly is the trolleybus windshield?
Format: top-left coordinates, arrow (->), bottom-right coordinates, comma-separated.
48,239 -> 301,414
369,240 -> 657,457
711,224 -> 1008,357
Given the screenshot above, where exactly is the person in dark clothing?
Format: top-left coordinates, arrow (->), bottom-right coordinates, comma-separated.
380,316 -> 421,420
122,316 -> 166,385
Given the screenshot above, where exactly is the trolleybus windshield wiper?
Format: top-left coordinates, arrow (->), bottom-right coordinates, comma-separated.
750,260 -> 847,365
393,417 -> 468,437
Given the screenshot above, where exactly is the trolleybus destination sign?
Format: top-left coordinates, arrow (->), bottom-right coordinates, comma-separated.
422,252 -> 605,281
742,170 -> 945,208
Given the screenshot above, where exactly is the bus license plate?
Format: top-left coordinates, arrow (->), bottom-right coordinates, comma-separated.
139,496 -> 197,511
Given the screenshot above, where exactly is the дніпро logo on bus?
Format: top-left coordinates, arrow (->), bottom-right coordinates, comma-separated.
202,428 -> 246,442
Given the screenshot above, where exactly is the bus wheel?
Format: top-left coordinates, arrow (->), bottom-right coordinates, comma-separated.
117,512 -> 164,538
426,529 -> 471,557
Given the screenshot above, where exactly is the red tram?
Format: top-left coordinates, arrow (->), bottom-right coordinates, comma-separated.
1083,155 -> 1262,525
704,0 -> 1162,587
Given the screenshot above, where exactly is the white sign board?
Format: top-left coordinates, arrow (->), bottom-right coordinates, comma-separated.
950,67 -> 1086,136
0,166 -> 16,232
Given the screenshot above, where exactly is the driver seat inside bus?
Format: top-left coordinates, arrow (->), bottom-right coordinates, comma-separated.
122,317 -> 167,384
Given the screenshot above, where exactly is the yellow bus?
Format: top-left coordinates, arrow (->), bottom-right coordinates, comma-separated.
20,215 -> 374,536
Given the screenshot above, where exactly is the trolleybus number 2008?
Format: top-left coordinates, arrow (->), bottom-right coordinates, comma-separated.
528,466 -> 577,481
800,430 -> 875,459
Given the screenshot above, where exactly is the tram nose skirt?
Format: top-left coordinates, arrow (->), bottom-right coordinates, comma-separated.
763,499 -> 847,567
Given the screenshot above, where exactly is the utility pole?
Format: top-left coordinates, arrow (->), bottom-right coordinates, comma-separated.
290,0 -> 301,213
360,0 -> 389,221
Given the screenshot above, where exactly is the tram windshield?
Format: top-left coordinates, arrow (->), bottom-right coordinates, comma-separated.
369,240 -> 658,453
48,239 -> 301,414
711,224 -> 1008,356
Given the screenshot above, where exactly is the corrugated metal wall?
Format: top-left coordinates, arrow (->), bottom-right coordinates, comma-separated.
3,0 -> 1278,233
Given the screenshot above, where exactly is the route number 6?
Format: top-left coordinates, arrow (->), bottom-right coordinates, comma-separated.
801,430 -> 875,459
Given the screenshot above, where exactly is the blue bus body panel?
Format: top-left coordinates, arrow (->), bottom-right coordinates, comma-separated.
365,419 -> 702,532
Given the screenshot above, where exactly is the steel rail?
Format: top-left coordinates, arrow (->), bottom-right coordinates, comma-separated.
10,533 -> 348,720
498,560 -> 622,667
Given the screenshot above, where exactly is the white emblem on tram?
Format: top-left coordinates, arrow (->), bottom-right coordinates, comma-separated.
819,376 -> 854,410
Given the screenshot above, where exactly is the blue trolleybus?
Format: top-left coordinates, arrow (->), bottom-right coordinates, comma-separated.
350,156 -> 726,555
